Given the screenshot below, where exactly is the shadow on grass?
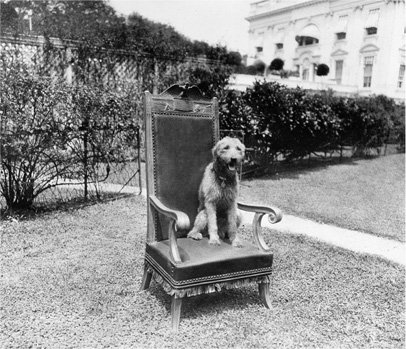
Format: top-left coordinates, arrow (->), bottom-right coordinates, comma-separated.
244,154 -> 385,181
244,143 -> 403,181
0,192 -> 137,221
146,283 -> 263,321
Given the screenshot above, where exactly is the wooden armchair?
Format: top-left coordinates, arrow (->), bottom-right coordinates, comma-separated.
140,84 -> 282,331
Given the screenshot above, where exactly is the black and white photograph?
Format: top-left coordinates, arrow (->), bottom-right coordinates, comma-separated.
0,0 -> 405,348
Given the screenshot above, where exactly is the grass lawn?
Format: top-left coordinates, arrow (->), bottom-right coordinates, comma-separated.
240,153 -> 405,242
1,195 -> 404,348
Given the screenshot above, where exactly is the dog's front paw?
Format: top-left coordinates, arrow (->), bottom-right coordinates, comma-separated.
209,237 -> 221,245
187,231 -> 203,240
231,236 -> 243,248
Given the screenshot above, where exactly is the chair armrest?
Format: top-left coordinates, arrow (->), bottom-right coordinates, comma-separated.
149,195 -> 190,230
237,202 -> 282,224
149,195 -> 190,264
237,202 -> 283,252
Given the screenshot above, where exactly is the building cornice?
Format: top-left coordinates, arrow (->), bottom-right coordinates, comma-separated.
246,0 -> 328,22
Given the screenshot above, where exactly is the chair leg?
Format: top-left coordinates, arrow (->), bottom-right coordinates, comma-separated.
140,265 -> 152,291
171,296 -> 183,332
259,283 -> 272,309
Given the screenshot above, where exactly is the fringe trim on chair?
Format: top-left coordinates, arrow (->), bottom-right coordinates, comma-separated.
145,264 -> 271,299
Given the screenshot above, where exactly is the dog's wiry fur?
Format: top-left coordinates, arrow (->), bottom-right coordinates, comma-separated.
187,136 -> 246,247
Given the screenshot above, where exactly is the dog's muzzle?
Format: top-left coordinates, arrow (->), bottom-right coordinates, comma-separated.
227,158 -> 238,172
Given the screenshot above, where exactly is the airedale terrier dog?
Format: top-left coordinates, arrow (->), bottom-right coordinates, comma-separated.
187,136 -> 246,247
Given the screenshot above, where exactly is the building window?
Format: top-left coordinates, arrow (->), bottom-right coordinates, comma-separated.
336,15 -> 348,41
366,27 -> 377,35
298,36 -> 319,46
302,68 -> 309,80
336,32 -> 346,40
302,59 -> 310,81
313,63 -> 318,81
335,60 -> 344,85
296,24 -> 320,46
275,28 -> 285,50
363,56 -> 374,88
254,33 -> 264,56
398,64 -> 405,88
365,9 -> 379,35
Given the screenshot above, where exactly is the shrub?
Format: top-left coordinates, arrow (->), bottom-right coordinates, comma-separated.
248,60 -> 266,76
269,58 -> 284,71
220,90 -> 252,135
221,81 -> 401,170
0,68 -> 139,210
392,102 -> 405,152
1,71 -> 75,210
246,65 -> 258,75
68,84 -> 140,189
242,81 -> 340,160
329,95 -> 396,155
287,70 -> 300,78
221,81 -> 339,165
186,62 -> 234,99
255,60 -> 266,74
316,64 -> 330,76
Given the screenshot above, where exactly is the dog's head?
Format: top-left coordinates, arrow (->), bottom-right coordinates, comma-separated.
212,136 -> 245,174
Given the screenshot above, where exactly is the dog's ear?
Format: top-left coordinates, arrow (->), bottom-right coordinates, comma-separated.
239,139 -> 246,151
237,138 -> 246,153
212,143 -> 219,158
212,138 -> 225,159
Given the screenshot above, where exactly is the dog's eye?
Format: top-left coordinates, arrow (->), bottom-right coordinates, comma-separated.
237,146 -> 242,151
223,145 -> 230,150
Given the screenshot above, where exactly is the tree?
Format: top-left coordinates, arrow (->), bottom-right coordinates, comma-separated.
1,1 -> 125,47
224,51 -> 242,66
248,60 -> 266,75
0,1 -> 18,33
317,63 -> 330,76
126,13 -> 191,60
1,0 -> 242,67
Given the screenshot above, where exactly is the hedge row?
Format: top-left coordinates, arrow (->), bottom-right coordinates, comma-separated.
220,81 -> 405,166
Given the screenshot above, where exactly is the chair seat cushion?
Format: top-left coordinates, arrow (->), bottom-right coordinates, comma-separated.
145,237 -> 273,290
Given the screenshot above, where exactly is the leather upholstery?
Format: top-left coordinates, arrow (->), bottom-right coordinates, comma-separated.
145,237 -> 273,289
153,113 -> 215,240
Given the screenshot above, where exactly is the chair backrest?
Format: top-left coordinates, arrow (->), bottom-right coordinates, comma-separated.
143,85 -> 219,242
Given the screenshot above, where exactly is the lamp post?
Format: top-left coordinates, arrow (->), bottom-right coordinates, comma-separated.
24,9 -> 33,32
15,7 -> 33,32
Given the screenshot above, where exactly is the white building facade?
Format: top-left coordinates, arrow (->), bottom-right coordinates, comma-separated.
244,0 -> 405,100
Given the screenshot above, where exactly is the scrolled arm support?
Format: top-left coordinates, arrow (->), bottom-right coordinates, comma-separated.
149,195 -> 190,264
237,202 -> 282,223
238,202 -> 283,252
149,195 -> 190,230
253,213 -> 270,252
